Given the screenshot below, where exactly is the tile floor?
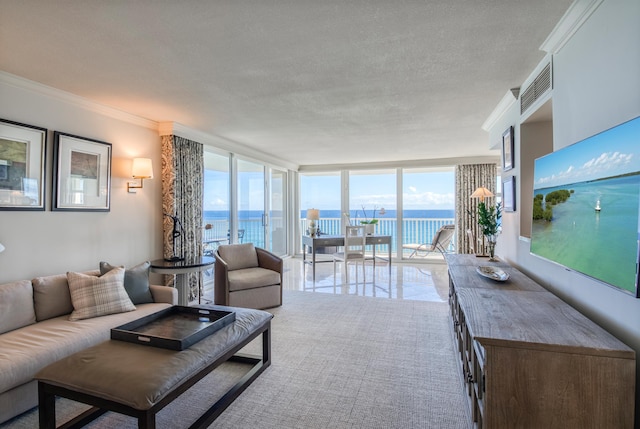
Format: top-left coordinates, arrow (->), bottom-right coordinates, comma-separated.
202,256 -> 451,303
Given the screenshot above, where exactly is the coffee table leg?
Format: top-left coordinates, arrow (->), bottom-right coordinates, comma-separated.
38,382 -> 56,429
138,411 -> 156,429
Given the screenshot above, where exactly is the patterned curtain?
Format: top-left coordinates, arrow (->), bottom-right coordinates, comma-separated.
161,135 -> 204,300
455,163 -> 497,254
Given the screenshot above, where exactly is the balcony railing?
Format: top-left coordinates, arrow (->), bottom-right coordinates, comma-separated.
310,217 -> 455,256
203,217 -> 456,257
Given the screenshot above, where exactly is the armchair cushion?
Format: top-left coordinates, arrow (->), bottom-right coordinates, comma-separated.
217,243 -> 259,271
228,267 -> 282,292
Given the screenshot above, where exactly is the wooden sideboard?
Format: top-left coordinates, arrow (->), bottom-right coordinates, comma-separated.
446,254 -> 636,428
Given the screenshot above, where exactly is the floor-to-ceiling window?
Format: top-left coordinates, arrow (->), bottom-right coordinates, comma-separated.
270,168 -> 287,256
299,172 -> 341,252
202,150 -> 230,288
203,150 -> 230,250
349,169 -> 397,247
401,168 -> 455,258
237,158 -> 265,248
298,167 -> 456,259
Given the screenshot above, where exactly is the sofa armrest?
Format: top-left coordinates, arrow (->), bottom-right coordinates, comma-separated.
256,248 -> 283,274
149,284 -> 177,305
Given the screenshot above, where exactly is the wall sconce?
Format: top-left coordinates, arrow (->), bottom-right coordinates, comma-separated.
0,242 -> 5,253
127,158 -> 153,193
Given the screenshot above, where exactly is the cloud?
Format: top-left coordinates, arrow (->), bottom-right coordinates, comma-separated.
537,151 -> 634,188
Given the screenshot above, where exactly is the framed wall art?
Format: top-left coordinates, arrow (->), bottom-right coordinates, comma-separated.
503,175 -> 516,212
0,118 -> 47,210
53,132 -> 112,211
502,125 -> 514,171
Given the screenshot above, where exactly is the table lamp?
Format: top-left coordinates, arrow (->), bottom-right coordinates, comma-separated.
306,208 -> 320,237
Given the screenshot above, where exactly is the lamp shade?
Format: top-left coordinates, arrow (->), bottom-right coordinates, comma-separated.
132,158 -> 153,179
0,242 -> 4,253
470,187 -> 494,202
306,208 -> 320,220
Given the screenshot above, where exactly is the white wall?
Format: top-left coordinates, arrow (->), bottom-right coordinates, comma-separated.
0,76 -> 164,282
504,0 -> 640,420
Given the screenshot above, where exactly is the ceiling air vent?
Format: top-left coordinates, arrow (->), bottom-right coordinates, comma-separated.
520,62 -> 552,114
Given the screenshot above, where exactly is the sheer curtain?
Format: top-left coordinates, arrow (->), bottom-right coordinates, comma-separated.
455,163 -> 497,254
161,135 -> 204,300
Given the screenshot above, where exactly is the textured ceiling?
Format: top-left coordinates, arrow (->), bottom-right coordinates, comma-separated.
0,0 -> 573,167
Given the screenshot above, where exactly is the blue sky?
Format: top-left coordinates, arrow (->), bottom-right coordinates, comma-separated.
534,116 -> 640,190
300,170 -> 455,211
206,170 -> 456,212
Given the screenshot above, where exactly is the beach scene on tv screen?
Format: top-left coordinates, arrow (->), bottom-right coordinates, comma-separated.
531,116 -> 640,294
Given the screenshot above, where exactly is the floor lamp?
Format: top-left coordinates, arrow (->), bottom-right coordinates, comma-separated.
470,187 -> 494,257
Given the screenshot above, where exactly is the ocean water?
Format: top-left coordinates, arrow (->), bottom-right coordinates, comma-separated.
203,209 -> 456,251
531,175 -> 640,294
204,209 -> 455,220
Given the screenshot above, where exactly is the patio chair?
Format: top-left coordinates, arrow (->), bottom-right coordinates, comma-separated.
403,224 -> 455,258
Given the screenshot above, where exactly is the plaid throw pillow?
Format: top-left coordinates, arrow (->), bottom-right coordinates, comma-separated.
67,267 -> 135,321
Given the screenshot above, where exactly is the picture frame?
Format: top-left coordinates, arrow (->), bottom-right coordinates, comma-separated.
502,126 -> 514,171
53,132 -> 112,211
503,175 -> 516,212
0,118 -> 47,210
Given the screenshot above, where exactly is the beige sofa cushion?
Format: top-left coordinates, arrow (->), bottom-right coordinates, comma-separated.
32,274 -> 73,322
0,302 -> 172,394
228,267 -> 281,292
68,268 -> 135,321
0,280 -> 36,335
218,243 -> 259,271
33,270 -> 101,322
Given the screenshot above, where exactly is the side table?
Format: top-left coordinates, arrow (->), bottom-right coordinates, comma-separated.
150,257 -> 214,306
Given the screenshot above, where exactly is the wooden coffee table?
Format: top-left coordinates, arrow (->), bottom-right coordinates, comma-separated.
36,305 -> 272,429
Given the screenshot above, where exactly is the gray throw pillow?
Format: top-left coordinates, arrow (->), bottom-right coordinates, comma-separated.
99,261 -> 153,304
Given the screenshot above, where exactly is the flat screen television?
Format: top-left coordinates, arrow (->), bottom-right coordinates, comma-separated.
531,115 -> 640,298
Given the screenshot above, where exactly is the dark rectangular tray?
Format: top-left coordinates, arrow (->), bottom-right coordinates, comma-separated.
111,306 -> 236,351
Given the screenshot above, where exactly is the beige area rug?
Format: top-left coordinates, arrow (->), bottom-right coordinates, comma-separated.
2,291 -> 470,429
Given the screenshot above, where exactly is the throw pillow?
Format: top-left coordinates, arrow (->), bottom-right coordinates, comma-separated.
99,261 -> 153,304
67,267 -> 135,321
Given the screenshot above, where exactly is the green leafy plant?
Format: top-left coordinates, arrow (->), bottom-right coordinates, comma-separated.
477,202 -> 502,237
359,205 -> 385,224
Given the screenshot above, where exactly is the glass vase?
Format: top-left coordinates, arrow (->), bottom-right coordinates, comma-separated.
485,234 -> 497,261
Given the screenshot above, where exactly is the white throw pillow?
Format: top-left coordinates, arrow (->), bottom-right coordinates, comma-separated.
67,267 -> 135,321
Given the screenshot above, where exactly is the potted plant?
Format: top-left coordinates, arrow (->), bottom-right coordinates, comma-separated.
359,205 -> 385,235
476,201 -> 501,260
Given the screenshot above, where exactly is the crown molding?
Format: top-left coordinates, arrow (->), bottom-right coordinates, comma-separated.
0,71 -> 158,130
159,122 -> 299,171
298,155 -> 500,173
481,90 -> 518,132
540,0 -> 604,54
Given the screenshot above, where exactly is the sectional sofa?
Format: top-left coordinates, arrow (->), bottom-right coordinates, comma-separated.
0,264 -> 177,424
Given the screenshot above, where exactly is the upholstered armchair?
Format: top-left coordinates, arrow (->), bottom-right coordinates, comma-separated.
214,243 -> 283,309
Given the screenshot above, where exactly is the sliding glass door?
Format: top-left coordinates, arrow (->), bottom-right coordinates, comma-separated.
203,151 -> 230,248
269,168 -> 287,256
349,169 -> 397,248
237,159 -> 265,248
401,168 -> 455,258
